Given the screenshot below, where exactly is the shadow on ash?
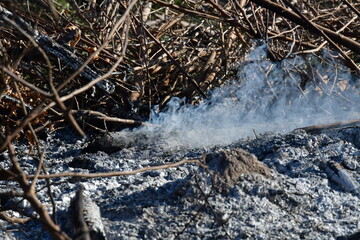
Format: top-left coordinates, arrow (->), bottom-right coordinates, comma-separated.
2,46 -> 360,240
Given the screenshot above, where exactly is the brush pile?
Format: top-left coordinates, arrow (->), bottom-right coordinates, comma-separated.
0,0 -> 359,239
1,0 -> 359,135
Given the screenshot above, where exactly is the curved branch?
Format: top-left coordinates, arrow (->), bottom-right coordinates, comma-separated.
26,159 -> 208,180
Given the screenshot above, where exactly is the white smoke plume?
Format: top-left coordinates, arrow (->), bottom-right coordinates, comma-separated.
117,44 -> 360,149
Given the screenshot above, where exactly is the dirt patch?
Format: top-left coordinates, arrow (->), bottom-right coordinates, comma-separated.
205,148 -> 271,186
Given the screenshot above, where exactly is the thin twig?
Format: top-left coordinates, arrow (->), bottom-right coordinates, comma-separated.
26,159 -> 208,180
133,16 -> 208,98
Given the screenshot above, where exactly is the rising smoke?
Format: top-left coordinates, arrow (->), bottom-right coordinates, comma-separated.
117,44 -> 360,149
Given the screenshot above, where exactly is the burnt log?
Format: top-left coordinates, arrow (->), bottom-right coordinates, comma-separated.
0,4 -> 115,94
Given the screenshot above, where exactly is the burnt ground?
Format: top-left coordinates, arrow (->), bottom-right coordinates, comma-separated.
0,125 -> 359,240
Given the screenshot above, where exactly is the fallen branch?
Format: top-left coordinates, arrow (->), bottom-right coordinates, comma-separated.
26,159 -> 208,180
0,212 -> 30,224
74,109 -> 151,126
295,118 -> 360,133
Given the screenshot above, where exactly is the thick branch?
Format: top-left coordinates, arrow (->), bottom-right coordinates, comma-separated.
249,0 -> 360,54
